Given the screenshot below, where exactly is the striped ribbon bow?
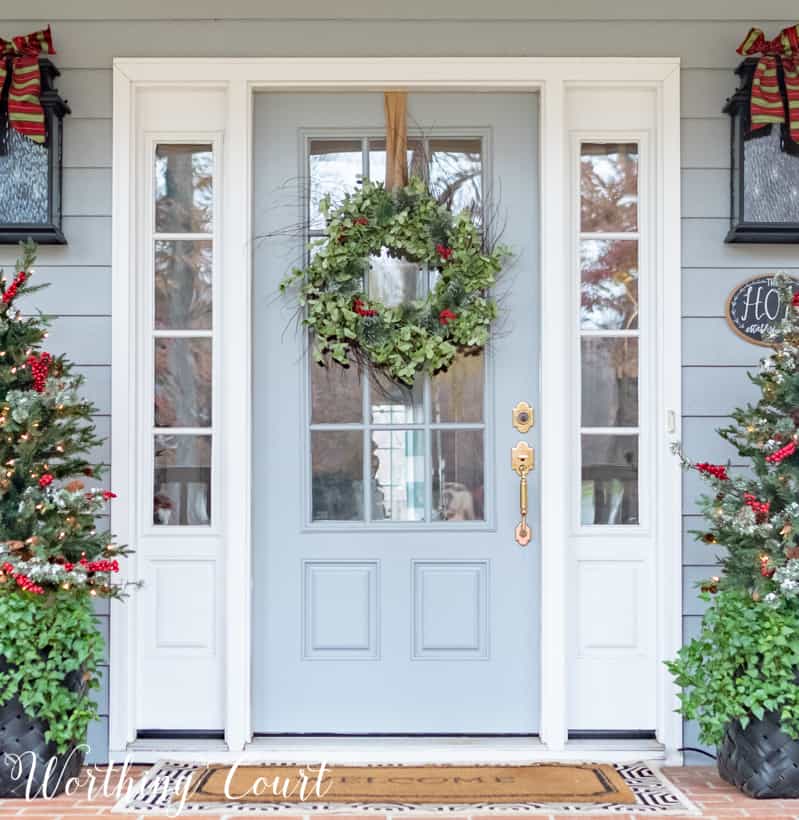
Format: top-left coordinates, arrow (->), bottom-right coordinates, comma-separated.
737,25 -> 799,149
0,26 -> 55,145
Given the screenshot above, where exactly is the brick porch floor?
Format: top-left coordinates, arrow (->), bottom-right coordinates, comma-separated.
3,766 -> 799,819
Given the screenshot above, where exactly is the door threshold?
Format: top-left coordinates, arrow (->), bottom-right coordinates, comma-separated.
114,735 -> 666,765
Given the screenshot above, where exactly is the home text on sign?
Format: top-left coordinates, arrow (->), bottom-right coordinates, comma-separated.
726,275 -> 799,346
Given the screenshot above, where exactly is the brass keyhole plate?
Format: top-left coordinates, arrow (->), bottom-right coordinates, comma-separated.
511,440 -> 535,476
512,401 -> 534,434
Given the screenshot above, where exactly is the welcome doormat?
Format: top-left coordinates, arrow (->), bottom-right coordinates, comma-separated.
184,762 -> 634,804
114,761 -> 700,814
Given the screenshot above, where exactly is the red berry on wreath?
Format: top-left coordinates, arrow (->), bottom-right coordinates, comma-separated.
354,216 -> 369,226
436,243 -> 453,261
439,309 -> 458,326
353,297 -> 378,317
38,473 -> 54,488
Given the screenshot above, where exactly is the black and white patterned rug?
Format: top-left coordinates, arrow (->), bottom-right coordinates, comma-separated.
113,761 -> 699,815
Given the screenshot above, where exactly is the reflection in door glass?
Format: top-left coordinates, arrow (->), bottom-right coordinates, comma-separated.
155,240 -> 213,330
580,338 -> 638,428
580,142 -> 638,233
152,142 -> 214,527
580,239 -> 638,330
369,369 -> 424,424
154,338 -> 213,428
367,249 -> 429,307
431,352 -> 484,424
155,143 -> 214,234
307,133 -> 486,525
371,430 -> 425,521
309,140 -> 362,231
311,430 -> 364,521
430,138 -> 482,216
368,138 -> 426,186
367,137 -> 483,218
310,353 -> 363,424
578,140 -> 640,526
432,430 -> 485,521
581,434 -> 638,525
154,434 -> 211,526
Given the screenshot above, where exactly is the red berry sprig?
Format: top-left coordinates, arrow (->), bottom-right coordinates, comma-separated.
1,562 -> 44,595
79,557 -> 119,573
27,351 -> 51,393
436,243 -> 453,262
353,297 -> 378,317
743,492 -> 771,522
696,462 -> 730,481
2,271 -> 26,306
38,473 -> 54,488
766,440 -> 797,464
438,308 -> 458,326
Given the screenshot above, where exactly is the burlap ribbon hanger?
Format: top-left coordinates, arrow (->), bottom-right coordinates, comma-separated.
384,91 -> 408,191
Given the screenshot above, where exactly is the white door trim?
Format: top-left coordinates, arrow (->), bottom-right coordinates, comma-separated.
110,56 -> 682,762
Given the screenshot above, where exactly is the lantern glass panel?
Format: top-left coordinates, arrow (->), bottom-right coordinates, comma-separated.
743,128 -> 799,222
0,123 -> 50,225
731,111 -> 742,228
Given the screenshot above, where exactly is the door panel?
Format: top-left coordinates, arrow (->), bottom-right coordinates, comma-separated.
252,93 -> 539,733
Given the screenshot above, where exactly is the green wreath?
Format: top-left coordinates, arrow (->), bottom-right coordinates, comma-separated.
280,177 -> 507,385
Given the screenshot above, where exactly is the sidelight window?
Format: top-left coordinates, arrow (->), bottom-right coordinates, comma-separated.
151,143 -> 215,526
578,142 -> 640,526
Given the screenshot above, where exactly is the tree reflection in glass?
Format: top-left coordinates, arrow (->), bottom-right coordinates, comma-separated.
580,142 -> 638,233
155,240 -> 212,330
580,239 -> 638,330
155,144 -> 213,234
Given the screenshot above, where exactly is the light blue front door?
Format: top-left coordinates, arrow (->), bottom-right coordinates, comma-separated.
252,93 -> 540,733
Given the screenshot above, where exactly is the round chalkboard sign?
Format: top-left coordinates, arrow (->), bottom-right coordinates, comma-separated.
726,275 -> 799,346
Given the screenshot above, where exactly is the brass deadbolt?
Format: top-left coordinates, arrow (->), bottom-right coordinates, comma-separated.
512,401 -> 534,434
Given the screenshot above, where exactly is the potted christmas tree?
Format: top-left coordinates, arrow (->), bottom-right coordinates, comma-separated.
669,274 -> 799,798
0,242 -> 131,798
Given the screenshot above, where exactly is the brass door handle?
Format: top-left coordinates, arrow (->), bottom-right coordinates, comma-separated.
511,441 -> 534,546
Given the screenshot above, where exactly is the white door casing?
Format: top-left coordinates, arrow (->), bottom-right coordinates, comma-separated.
110,58 -> 682,760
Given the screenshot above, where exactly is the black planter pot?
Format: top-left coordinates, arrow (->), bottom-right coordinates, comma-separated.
0,660 -> 86,798
717,712 -> 799,798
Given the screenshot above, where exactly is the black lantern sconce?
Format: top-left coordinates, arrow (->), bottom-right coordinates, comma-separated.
0,34 -> 70,245
724,28 -> 799,243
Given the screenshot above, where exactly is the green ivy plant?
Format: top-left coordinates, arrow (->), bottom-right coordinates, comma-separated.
0,588 -> 104,753
280,177 -> 508,385
667,589 -> 799,746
